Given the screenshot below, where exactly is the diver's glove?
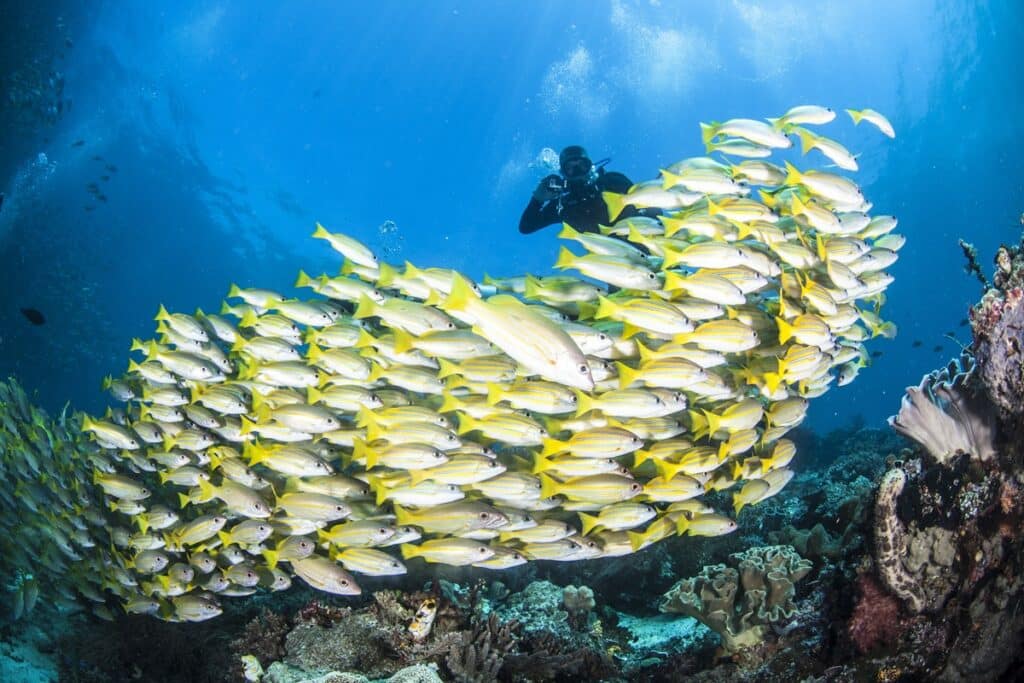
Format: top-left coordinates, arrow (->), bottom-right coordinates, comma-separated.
533,175 -> 563,203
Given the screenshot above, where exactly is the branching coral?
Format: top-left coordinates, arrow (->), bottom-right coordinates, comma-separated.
959,238 -> 990,290
659,545 -> 812,654
887,353 -> 997,465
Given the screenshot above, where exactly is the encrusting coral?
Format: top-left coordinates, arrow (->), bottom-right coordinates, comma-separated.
659,544 -> 812,653
971,232 -> 1024,436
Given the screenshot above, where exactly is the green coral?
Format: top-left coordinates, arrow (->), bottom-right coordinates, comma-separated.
659,545 -> 812,653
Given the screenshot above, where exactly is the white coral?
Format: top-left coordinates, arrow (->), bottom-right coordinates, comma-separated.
888,355 -> 997,465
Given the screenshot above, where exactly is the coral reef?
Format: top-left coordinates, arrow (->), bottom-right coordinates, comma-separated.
659,545 -> 812,654
970,230 -> 1024,434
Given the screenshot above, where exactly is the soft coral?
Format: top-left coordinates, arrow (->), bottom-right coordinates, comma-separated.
848,572 -> 905,653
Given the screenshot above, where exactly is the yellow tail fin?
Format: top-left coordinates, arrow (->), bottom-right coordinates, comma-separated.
441,274 -> 476,313
579,512 -> 601,536
554,246 -> 577,271
538,473 -> 561,500
699,121 -> 718,146
557,222 -> 580,242
702,409 -> 723,437
523,274 -> 544,300
594,295 -> 618,320
775,316 -> 794,345
262,549 -> 280,570
391,328 -> 414,354
783,160 -> 802,186
539,437 -> 567,457
353,439 -> 376,469
573,389 -> 595,418
616,362 -> 638,390
436,358 -> 460,380
602,192 -> 626,222
455,412 -> 477,436
353,295 -> 377,320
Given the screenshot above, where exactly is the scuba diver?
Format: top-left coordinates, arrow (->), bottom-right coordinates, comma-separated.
519,145 -> 639,235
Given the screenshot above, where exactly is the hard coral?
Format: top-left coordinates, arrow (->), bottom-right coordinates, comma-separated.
848,572 -> 904,653
444,613 -> 518,683
969,225 -> 1024,436
973,286 -> 1024,432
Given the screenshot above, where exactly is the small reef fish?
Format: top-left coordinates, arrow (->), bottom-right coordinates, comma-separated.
0,103 -> 898,622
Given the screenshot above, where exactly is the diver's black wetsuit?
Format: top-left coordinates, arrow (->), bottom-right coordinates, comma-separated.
518,170 -> 637,235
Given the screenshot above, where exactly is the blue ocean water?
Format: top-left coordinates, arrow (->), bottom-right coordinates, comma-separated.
1,0 -> 1022,436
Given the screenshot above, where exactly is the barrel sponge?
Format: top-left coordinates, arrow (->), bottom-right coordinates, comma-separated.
659,545 -> 812,653
887,353 -> 997,466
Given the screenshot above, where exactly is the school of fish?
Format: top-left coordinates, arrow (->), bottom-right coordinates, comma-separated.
0,107 -> 900,622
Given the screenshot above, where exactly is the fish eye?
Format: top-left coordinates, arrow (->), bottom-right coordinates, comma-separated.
647,272 -> 657,280
631,483 -> 642,491
578,364 -> 588,373
478,547 -> 488,554
570,395 -> 578,403
340,580 -> 349,586
479,512 -> 488,519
